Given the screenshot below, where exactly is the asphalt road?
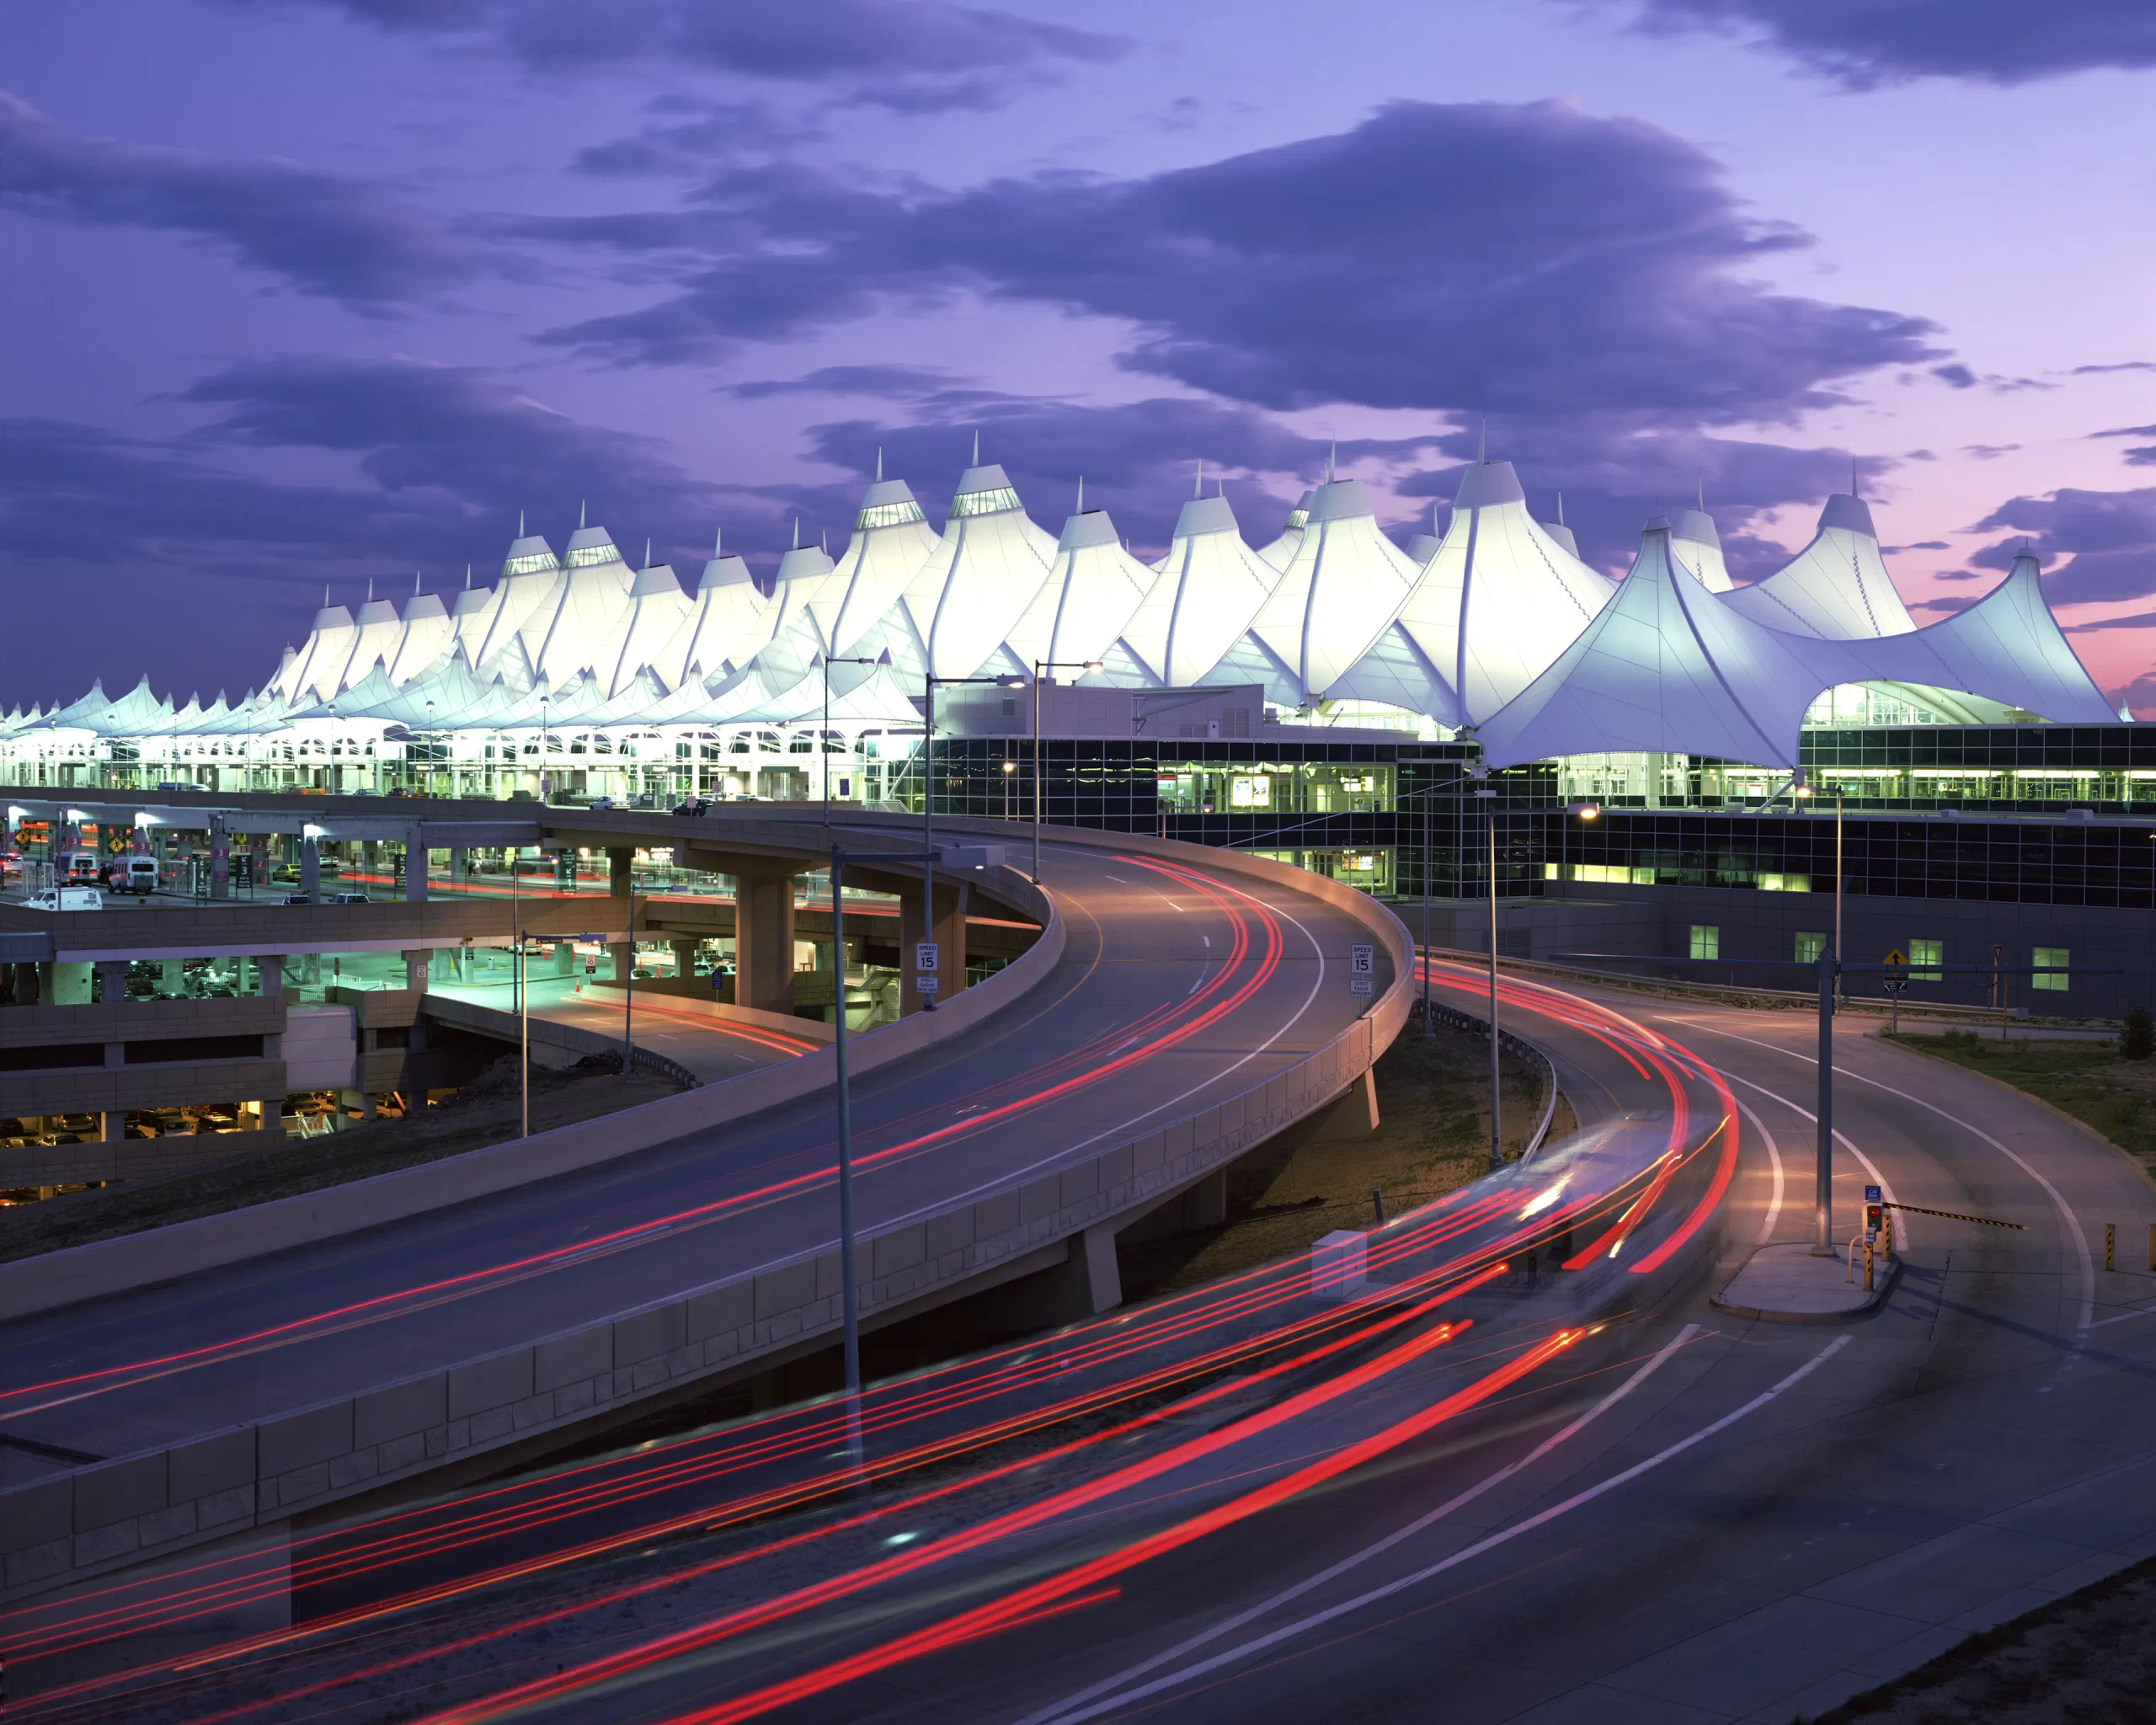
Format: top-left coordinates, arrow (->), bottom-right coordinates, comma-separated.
2,831 -> 1391,1485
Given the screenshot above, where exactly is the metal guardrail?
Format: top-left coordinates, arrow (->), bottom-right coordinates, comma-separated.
1420,996 -> 1561,1162
628,1045 -> 702,1091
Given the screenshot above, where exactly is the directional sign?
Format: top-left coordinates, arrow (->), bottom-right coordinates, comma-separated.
915,942 -> 939,974
1884,948 -> 1906,968
1865,1184 -> 1881,1204
1348,977 -> 1374,998
1349,943 -> 1375,976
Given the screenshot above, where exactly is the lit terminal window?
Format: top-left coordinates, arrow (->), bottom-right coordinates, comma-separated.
503,550 -> 558,576
855,499 -> 927,531
2034,946 -> 2070,992
1285,507 -> 1310,529
1795,931 -> 1826,964
1909,938 -> 1941,981
948,487 -> 1022,520
564,542 -> 616,569
1689,924 -> 1720,961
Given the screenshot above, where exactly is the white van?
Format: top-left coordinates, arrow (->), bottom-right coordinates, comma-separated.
24,886 -> 104,911
104,857 -> 159,895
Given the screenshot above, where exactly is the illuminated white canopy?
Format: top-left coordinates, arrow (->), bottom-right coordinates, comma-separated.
1722,493 -> 1915,638
388,581 -> 455,685
659,538 -> 765,685
1113,492 -> 1282,688
1235,476 -> 1418,704
998,504 -> 1155,676
1669,506 -> 1734,592
901,462 -> 1055,679
591,560 -> 693,698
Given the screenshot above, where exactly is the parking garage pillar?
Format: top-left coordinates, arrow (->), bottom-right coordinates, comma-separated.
404,827 -> 429,902
101,1110 -> 125,1144
209,814 -> 231,902
94,959 -> 126,1004
450,846 -> 470,890
607,847 -> 634,983
733,861 -> 801,1014
300,835 -> 321,898
672,939 -> 701,985
899,879 -> 969,1017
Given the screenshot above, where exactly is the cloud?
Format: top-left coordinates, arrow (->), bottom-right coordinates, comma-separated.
2067,610 -> 2156,632
571,99 -> 831,179
1969,484 -> 2156,604
2111,670 -> 2156,718
1591,0 -> 2156,88
1910,593 -> 1978,615
237,0 -> 1127,112
1960,443 -> 2020,460
522,100 -> 1941,428
2073,360 -> 2156,375
1931,363 -> 1977,388
0,90 -> 505,307
727,364 -> 963,401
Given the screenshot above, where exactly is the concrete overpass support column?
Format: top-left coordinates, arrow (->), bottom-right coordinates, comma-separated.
403,949 -> 430,995
898,880 -> 968,1016
1182,1167 -> 1228,1231
608,847 -> 634,983
450,846 -> 469,891
300,836 -> 321,898
1013,1221 -> 1124,1327
733,862 -> 800,1013
672,939 -> 701,983
1310,1069 -> 1381,1142
361,839 -> 379,887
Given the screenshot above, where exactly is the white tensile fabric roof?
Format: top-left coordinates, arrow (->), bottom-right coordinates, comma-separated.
1721,494 -> 1916,638
61,451 -> 2125,766
1115,493 -> 1282,688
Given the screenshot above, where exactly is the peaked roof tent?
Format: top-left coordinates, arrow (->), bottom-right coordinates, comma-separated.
1476,519 -> 1855,770
654,538 -> 763,687
903,461 -> 1054,680
1114,492 -> 1283,688
592,563 -> 692,698
1722,493 -> 1916,638
1864,551 -> 2119,724
287,598 -> 359,706
827,476 -> 941,671
389,586 -> 455,685
1668,507 -> 1734,592
1257,489 -> 1315,570
501,532 -> 558,579
1235,477 -> 1419,706
999,507 -> 1154,675
1330,460 -> 1611,728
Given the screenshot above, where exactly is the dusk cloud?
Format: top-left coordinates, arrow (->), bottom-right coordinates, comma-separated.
237,0 -> 1127,112
524,100 -> 1941,428
1594,0 -> 2156,88
1971,485 -> 2156,605
0,90 -> 502,307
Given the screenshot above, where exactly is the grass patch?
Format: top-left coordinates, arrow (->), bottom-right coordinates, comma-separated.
1807,1550 -> 2156,1722
1886,1030 -> 2156,1174
1117,1023 -> 1556,1300
0,1056 -> 684,1265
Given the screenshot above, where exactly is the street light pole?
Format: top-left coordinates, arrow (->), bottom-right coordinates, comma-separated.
829,843 -> 863,1475
1487,799 -> 1502,1172
1420,768 -> 1432,1037
1031,659 -> 1103,886
1814,945 -> 1836,1253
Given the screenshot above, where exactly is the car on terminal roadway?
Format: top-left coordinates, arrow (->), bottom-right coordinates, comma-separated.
670,798 -> 711,817
24,886 -> 104,911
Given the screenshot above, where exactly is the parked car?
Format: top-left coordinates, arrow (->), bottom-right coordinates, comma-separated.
587,797 -> 616,811
24,886 -> 104,911
327,891 -> 371,904
671,798 -> 710,817
103,857 -> 160,895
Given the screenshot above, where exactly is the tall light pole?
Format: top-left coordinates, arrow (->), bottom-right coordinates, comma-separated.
821,654 -> 878,827
829,842 -> 863,1474
1470,767 -> 1501,1170
1032,659 -> 1102,885
919,670 -> 1024,1010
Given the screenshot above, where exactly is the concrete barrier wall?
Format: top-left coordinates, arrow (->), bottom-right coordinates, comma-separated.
2,944 -> 1410,1604
0,867 -> 1062,1321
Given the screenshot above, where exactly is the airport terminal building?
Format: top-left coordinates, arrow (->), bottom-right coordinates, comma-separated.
5,453 -> 2148,1020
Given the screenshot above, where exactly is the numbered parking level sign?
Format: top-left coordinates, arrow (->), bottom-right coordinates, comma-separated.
1349,943 -> 1374,976
915,942 -> 939,974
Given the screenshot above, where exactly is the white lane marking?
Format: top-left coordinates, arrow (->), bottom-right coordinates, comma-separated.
1035,1334 -> 1854,1724
1102,873 -> 1129,882
1203,936 -> 1211,948
1700,1065 -> 1911,1248
1021,1324 -> 1702,1725
1680,1019 -> 2094,1328
1186,969 -> 1208,996
1733,1094 -> 1785,1244
2087,1302 -> 2156,1330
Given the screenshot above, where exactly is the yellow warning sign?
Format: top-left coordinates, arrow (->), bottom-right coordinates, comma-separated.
1883,948 -> 1906,967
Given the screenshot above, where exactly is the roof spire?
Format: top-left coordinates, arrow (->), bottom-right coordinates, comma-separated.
971,428 -> 979,466
414,569 -> 422,595
579,499 -> 587,529
1076,475 -> 1085,512
1194,457 -> 1203,499
1325,441 -> 1336,483
518,509 -> 525,537
1698,477 -> 1705,511
464,563 -> 472,590
792,516 -> 800,550
714,526 -> 723,558
820,527 -> 828,553
366,577 -> 374,601
875,446 -> 883,482
323,583 -> 330,606
1478,419 -> 1487,464
1850,458 -> 1859,499
1556,491 -> 1565,526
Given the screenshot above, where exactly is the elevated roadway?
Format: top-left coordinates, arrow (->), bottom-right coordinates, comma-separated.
0,807 -> 1409,1616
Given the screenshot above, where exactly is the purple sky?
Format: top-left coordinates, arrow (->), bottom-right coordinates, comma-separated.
7,0 -> 2156,710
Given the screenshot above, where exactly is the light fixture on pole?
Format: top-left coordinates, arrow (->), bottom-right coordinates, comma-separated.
1032,659 -> 1102,885
918,671 -> 1026,1011
821,654 -> 878,827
